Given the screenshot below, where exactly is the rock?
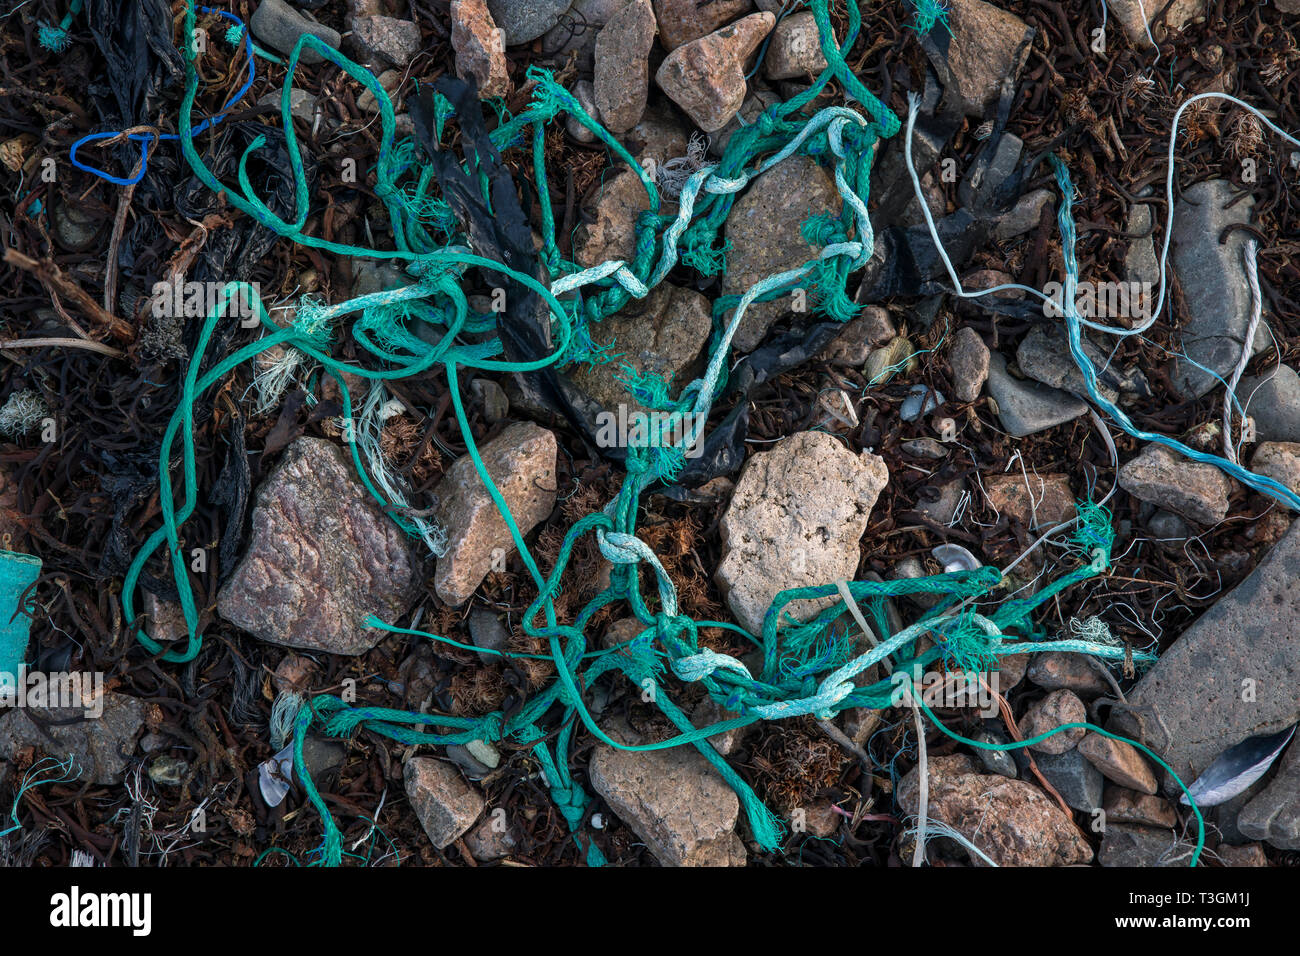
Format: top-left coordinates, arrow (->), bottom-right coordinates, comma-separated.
487,0 -> 574,44
1251,442 -> 1300,495
653,0 -> 752,50
433,423 -> 558,606
983,472 -> 1076,531
573,170 -> 650,267
1147,509 -> 1189,542
469,377 -> 509,423
948,327 -> 990,403
820,306 -> 895,367
257,88 -> 318,122
141,591 -> 188,644
617,98 -> 692,170
1034,748 -> 1104,812
993,188 -> 1054,240
1169,180 -> 1264,399
1019,689 -> 1086,754
691,694 -> 754,757
1218,843 -> 1269,866
974,728 -> 1018,778
1117,443 -> 1233,526
721,154 -> 839,351
901,437 -> 947,461
1016,326 -> 1148,405
898,754 -> 1093,866
1078,732 -> 1158,794
593,0 -> 657,133
541,0 -> 625,70
1108,520 -> 1300,791
1237,739 -> 1300,849
1238,365 -> 1300,443
1100,823 -> 1197,866
763,11 -> 825,79
468,608 -> 510,665
959,132 -> 1022,213
0,690 -> 144,785
1105,0 -> 1204,48
1103,787 -> 1178,828
913,479 -> 967,527
1027,652 -> 1109,697
351,15 -> 421,68
217,438 -> 420,655
986,353 -> 1088,437
1124,203 -> 1160,292
716,431 -> 888,635
655,13 -> 775,132
452,0 -> 511,99
710,89 -> 780,156
588,736 -> 745,865
356,69 -> 402,113
404,757 -> 485,849
250,0 -> 341,64
942,0 -> 1033,118
569,283 -> 711,415
463,813 -> 520,860
565,80 -> 598,141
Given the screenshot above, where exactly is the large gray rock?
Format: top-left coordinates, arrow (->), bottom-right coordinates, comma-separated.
568,282 -> 711,415
721,154 -> 840,352
404,757 -> 485,849
593,0 -> 657,133
488,0 -> 574,44
986,352 -> 1088,437
350,15 -> 422,68
217,438 -> 421,655
716,431 -> 888,636
250,0 -> 341,64
1117,443 -> 1233,526
655,13 -> 774,132
1108,520 -> 1300,791
1237,740 -> 1300,849
1238,364 -> 1300,443
0,690 -> 145,785
1033,748 -> 1103,813
942,0 -> 1033,118
1016,326 -> 1149,405
589,734 -> 745,865
433,423 -> 558,606
1170,180 -> 1265,399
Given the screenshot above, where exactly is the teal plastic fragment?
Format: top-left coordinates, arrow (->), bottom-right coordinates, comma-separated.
0,549 -> 41,688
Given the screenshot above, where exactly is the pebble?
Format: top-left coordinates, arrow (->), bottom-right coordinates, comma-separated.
1218,843 -> 1270,867
487,0 -> 574,44
820,306 -> 895,367
588,723 -> 746,866
573,170 -> 650,267
0,690 -> 145,785
1027,651 -> 1109,698
900,385 -> 944,422
1145,509 -> 1189,542
974,728 -> 1018,778
948,327 -> 990,403
250,0 -> 341,64
433,423 -> 557,606
983,472 -> 1076,531
467,607 -> 509,665
1251,442 -> 1300,495
1103,787 -> 1178,828
469,377 -> 510,423
710,89 -> 780,156
50,195 -> 102,252
257,88 -> 318,123
1101,824 -> 1198,866
463,813 -> 520,861
1124,202 -> 1160,291
1169,180 -> 1264,399
653,0 -> 753,50
1034,747 -> 1104,812
1016,325 -> 1149,405
901,437 -> 947,461
993,188 -> 1054,240
404,757 -> 485,849
716,431 -> 888,636
452,0 -> 512,99
568,282 -> 711,414
1019,689 -> 1086,754
898,754 -> 1093,866
942,0 -> 1033,118
913,479 -> 967,528
1108,520 -> 1300,790
1117,443 -> 1233,526
1238,365 -> 1300,443
721,154 -> 839,351
593,0 -> 657,133
655,13 -> 775,132
1078,732 -> 1158,794
986,352 -> 1087,437
763,11 -> 826,79
216,438 -> 421,655
565,80 -> 598,141
1106,0 -> 1204,48
350,15 -> 422,68
1237,737 -> 1300,849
